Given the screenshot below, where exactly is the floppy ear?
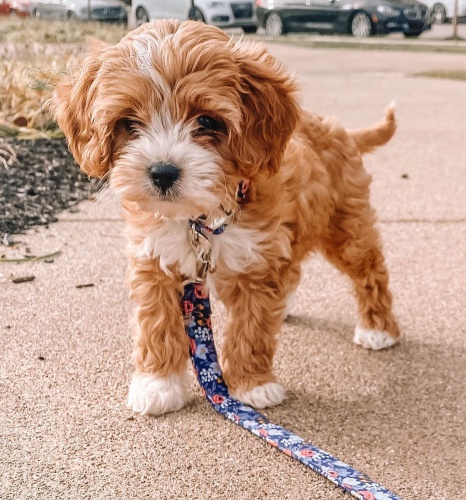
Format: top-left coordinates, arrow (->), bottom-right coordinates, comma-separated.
53,41 -> 113,178
230,42 -> 301,178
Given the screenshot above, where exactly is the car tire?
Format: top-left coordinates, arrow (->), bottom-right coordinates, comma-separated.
32,8 -> 40,18
431,3 -> 447,23
265,12 -> 284,36
67,10 -> 78,21
243,26 -> 258,34
135,6 -> 150,26
188,7 -> 206,22
350,12 -> 372,38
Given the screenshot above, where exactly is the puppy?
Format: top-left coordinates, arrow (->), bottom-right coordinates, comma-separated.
53,19 -> 400,416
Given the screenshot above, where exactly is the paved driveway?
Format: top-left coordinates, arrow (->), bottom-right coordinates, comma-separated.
1,43 -> 465,499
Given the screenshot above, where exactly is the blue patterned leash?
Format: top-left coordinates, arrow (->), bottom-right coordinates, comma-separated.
182,279 -> 401,500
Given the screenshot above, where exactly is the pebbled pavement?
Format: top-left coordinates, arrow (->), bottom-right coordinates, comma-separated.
1,43 -> 465,500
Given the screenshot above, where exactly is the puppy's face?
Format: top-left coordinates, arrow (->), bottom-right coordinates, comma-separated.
53,20 -> 300,221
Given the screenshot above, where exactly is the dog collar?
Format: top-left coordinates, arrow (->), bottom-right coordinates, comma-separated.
187,180 -> 249,283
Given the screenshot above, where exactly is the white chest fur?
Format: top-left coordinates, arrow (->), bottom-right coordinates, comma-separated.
137,219 -> 266,279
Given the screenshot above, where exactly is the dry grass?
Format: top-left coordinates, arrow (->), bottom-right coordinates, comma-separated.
0,18 -> 128,138
0,43 -> 86,137
0,17 -> 127,44
413,70 -> 466,81
0,142 -> 17,168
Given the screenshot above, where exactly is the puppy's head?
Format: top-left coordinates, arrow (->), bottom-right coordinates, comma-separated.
53,20 -> 300,220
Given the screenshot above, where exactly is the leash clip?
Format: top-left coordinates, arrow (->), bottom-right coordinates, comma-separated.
187,201 -> 237,284
189,221 -> 214,283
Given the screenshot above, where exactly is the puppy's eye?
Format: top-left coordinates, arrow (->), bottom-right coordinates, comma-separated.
196,115 -> 225,134
121,118 -> 141,134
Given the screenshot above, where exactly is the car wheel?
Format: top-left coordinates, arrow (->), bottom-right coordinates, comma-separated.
351,12 -> 372,38
135,6 -> 150,26
188,7 -> 205,22
33,8 -> 40,18
243,26 -> 258,34
67,10 -> 78,21
431,3 -> 447,23
265,12 -> 284,36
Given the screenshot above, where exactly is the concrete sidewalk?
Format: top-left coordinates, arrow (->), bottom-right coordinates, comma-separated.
1,46 -> 465,499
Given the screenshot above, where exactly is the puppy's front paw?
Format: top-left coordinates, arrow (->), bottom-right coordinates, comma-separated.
233,382 -> 285,409
127,372 -> 192,416
354,326 -> 399,350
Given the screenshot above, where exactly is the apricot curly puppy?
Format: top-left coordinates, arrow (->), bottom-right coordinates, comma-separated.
53,20 -> 400,416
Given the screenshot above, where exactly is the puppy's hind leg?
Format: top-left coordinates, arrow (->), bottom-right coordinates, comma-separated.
126,257 -> 192,416
321,207 -> 400,350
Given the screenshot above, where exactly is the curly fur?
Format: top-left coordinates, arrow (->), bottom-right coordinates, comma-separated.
53,20 -> 400,416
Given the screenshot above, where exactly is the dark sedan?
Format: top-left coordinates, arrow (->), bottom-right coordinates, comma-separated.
256,0 -> 432,37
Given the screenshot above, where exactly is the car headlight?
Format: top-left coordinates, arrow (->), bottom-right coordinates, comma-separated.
377,5 -> 401,16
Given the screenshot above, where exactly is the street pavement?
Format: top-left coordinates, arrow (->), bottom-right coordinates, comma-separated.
416,21 -> 466,39
1,41 -> 465,499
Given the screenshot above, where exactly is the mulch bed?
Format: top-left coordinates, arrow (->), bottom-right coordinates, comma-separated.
0,137 -> 98,240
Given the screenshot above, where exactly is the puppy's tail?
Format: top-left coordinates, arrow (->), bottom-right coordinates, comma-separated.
349,104 -> 396,154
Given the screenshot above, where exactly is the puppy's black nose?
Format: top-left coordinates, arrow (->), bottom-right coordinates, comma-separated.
149,163 -> 180,193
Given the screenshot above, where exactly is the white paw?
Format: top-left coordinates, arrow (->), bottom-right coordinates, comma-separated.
233,382 -> 285,409
354,326 -> 398,350
127,372 -> 192,416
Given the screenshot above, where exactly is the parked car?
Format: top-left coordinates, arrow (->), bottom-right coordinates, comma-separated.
0,0 -> 30,16
29,0 -> 127,22
256,0 -> 432,37
421,0 -> 466,23
0,0 -> 11,14
131,0 -> 257,33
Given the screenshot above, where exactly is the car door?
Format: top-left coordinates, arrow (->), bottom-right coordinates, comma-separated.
33,0 -> 49,17
38,0 -> 63,18
55,0 -> 70,19
279,0 -> 314,30
184,0 -> 195,19
165,0 -> 190,19
280,0 -> 334,31
303,0 -> 340,30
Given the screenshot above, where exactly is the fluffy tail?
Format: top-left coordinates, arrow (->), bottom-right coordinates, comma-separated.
349,104 -> 396,154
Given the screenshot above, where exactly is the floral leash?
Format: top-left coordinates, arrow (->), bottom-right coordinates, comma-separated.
181,282 -> 402,500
